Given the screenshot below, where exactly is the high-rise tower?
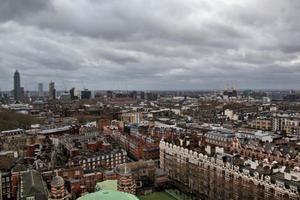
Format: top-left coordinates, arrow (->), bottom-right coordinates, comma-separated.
38,83 -> 43,97
13,70 -> 21,101
49,81 -> 56,100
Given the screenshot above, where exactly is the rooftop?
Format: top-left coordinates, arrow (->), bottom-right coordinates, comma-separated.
77,190 -> 139,200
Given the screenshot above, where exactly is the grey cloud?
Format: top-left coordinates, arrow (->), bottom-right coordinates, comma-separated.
0,0 -> 51,22
0,0 -> 300,90
96,49 -> 140,65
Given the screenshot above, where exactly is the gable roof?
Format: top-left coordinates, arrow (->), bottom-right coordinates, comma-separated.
22,170 -> 48,200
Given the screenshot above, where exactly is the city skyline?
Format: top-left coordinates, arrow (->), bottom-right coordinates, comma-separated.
1,1 -> 300,200
1,0 -> 300,90
3,69 -> 300,92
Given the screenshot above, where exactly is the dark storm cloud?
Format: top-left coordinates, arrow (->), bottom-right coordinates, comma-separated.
0,0 -> 300,90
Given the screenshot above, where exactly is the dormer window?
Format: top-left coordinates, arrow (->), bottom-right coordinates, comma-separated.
290,185 -> 298,194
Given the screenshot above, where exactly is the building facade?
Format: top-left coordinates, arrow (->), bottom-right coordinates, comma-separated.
0,172 -> 12,200
160,140 -> 300,200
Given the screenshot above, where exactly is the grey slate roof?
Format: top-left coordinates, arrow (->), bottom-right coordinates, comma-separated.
22,170 -> 48,200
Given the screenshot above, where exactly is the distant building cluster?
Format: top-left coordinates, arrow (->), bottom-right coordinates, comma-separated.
1,70 -> 300,199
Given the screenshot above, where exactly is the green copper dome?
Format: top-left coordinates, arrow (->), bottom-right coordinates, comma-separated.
77,190 -> 139,200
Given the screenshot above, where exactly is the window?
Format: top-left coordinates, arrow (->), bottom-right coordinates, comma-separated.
75,170 -> 80,176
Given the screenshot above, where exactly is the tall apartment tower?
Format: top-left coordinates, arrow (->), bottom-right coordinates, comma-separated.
13,70 -> 21,101
49,81 -> 56,100
38,83 -> 43,97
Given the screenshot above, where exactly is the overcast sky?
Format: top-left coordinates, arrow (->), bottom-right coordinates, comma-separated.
0,0 -> 300,91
